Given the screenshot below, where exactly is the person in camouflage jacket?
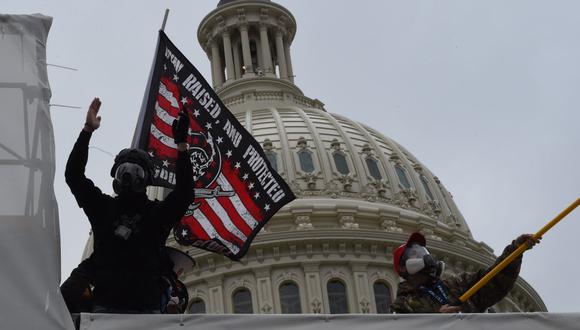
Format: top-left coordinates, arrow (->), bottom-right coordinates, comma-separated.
390,232 -> 538,313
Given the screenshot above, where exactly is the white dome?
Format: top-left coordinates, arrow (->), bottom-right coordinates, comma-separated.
230,103 -> 473,238
164,0 -> 546,314
175,94 -> 546,313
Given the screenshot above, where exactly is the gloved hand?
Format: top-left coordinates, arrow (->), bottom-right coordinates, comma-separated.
515,234 -> 541,250
172,111 -> 189,144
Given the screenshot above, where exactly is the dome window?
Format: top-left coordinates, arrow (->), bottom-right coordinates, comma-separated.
333,153 -> 350,175
297,137 -> 315,173
279,281 -> 302,314
330,139 -> 350,175
373,282 -> 392,314
188,298 -> 206,314
395,164 -> 411,189
232,288 -> 253,314
327,279 -> 348,314
262,139 -> 278,171
266,153 -> 278,171
298,150 -> 315,173
420,175 -> 435,201
365,157 -> 382,180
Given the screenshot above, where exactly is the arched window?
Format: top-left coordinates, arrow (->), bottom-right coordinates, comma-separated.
232,288 -> 253,314
420,175 -> 435,201
395,165 -> 411,189
365,157 -> 382,180
327,279 -> 348,314
373,282 -> 391,314
298,150 -> 315,173
333,153 -> 350,175
266,152 -> 278,171
188,298 -> 206,314
279,282 -> 301,314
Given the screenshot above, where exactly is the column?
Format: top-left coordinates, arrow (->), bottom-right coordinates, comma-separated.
303,263 -> 324,314
275,29 -> 288,80
351,262 -> 372,313
233,41 -> 242,79
259,24 -> 273,75
222,31 -> 235,82
207,277 -> 225,314
284,43 -> 294,83
254,267 -> 274,313
240,25 -> 253,75
211,40 -> 223,88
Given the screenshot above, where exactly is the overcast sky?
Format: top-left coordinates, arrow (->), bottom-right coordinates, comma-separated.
5,0 -> 579,312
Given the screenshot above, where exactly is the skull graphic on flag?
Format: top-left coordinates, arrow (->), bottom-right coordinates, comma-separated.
189,131 -> 220,184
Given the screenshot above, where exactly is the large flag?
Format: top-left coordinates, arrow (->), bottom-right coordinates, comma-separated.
132,31 -> 295,260
0,14 -> 74,329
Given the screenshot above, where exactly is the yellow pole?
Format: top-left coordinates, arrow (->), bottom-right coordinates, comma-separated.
459,198 -> 580,303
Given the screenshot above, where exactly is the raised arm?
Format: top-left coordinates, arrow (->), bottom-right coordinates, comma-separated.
459,234 -> 539,311
65,98 -> 106,213
159,111 -> 195,226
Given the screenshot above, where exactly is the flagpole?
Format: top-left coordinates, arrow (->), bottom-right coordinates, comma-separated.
131,10 -> 168,148
459,198 -> 580,303
161,9 -> 170,31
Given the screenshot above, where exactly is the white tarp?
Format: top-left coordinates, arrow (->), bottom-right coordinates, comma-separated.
79,313 -> 580,330
0,14 -> 74,330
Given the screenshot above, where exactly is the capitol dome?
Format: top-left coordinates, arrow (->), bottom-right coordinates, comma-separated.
160,0 -> 546,314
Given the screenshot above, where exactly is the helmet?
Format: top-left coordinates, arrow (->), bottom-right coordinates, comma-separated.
393,232 -> 426,276
111,149 -> 154,194
110,148 -> 154,184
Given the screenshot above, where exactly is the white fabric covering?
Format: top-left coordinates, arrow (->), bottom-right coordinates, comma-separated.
79,313 -> 580,330
0,13 -> 74,330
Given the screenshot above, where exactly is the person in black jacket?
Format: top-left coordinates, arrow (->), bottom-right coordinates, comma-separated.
65,97 -> 194,313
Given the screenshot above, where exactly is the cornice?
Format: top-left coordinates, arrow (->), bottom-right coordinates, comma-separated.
198,1 -> 296,47
217,76 -> 304,99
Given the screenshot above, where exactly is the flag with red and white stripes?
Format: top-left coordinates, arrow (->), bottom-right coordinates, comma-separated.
132,31 -> 295,260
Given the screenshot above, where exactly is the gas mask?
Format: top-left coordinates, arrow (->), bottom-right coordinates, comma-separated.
403,244 -> 445,279
112,162 -> 147,194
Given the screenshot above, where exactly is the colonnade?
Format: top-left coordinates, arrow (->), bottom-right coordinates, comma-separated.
208,23 -> 295,89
